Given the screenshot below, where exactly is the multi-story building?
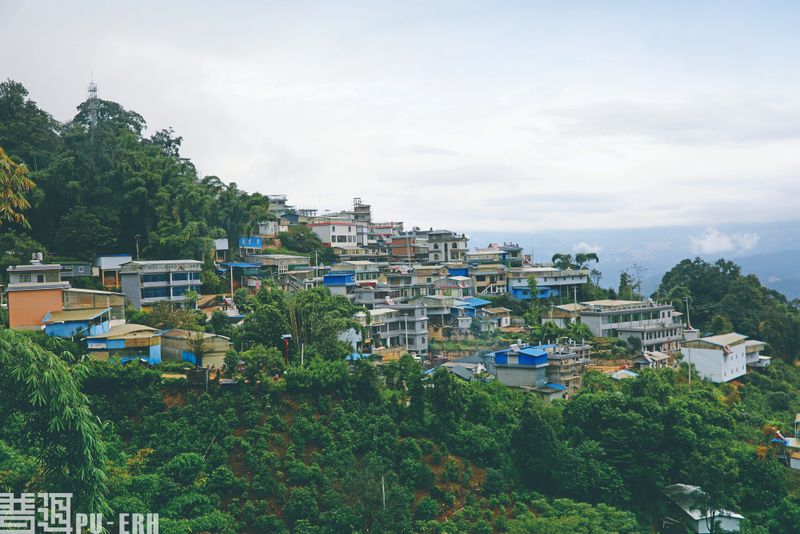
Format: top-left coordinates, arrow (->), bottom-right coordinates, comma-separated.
356,303 -> 428,354
389,234 -> 429,263
534,343 -> 591,393
244,254 -> 311,274
579,299 -> 684,353
682,332 -> 760,383
95,254 -> 133,288
308,217 -> 361,252
489,344 -> 566,400
331,260 -> 380,285
120,260 -> 202,309
5,262 -> 69,329
5,259 -> 124,334
506,266 -> 589,300
424,230 -> 468,263
470,264 -> 507,295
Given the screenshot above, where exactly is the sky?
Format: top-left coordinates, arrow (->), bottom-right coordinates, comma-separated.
2,0 -> 800,235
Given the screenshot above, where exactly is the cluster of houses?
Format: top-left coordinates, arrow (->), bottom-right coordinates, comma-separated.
0,195 -> 771,393
2,256 -> 231,367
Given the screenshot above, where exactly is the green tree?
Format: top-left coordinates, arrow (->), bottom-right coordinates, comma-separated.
0,146 -> 35,227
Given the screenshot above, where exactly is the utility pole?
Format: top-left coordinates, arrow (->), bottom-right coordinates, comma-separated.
229,265 -> 234,297
381,475 -> 386,510
404,313 -> 409,352
685,295 -> 692,388
135,235 -> 141,260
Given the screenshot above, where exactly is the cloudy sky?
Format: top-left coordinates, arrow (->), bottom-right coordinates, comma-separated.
2,0 -> 800,233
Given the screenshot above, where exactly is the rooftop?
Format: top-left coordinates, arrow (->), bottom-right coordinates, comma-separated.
697,332 -> 748,347
7,263 -> 62,272
44,307 -> 110,323
86,323 -> 157,339
662,484 -> 744,521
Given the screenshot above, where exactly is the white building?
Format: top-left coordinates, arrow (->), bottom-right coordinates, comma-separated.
663,484 -> 743,533
120,260 -> 202,309
579,299 -> 684,353
682,332 -> 756,383
308,218 -> 360,251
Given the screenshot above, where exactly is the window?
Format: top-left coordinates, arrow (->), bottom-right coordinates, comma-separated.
433,243 -> 439,250
172,272 -> 189,281
452,243 -> 457,249
142,273 -> 169,283
142,287 -> 169,299
18,273 -> 32,283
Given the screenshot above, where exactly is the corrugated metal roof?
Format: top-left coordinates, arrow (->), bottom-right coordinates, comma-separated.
699,332 -> 748,347
464,297 -> 492,307
86,323 -> 157,339
44,307 -> 110,323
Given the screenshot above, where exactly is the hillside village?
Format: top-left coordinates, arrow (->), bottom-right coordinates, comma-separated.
4,79 -> 800,533
1,194 -> 773,397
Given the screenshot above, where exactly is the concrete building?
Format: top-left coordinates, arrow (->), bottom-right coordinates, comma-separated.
356,303 -> 428,355
744,339 -> 771,368
6,261 -> 125,334
507,266 -> 589,300
308,218 -> 361,252
95,254 -> 133,288
244,254 -> 311,274
579,299 -> 684,353
322,271 -> 356,296
331,260 -> 380,285
490,344 -> 566,400
534,343 -> 591,393
5,262 -> 70,329
424,230 -> 468,263
120,260 -> 202,309
682,332 -> 756,383
470,264 -> 507,295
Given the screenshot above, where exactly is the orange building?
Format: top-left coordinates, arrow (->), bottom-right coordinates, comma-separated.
5,263 -> 69,329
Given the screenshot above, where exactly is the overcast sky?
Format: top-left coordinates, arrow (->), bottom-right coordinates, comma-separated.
2,1 -> 800,233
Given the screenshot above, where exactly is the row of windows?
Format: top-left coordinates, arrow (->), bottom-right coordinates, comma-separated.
431,242 -> 459,250
601,311 -> 665,324
141,285 -> 200,299
15,272 -> 59,283
142,272 -> 201,283
334,235 -> 355,243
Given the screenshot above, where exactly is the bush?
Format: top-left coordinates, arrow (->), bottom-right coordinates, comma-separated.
416,497 -> 441,520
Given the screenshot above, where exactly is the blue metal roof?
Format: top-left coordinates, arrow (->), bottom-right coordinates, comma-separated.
544,383 -> 566,390
519,347 -> 548,358
464,297 -> 492,307
221,262 -> 262,268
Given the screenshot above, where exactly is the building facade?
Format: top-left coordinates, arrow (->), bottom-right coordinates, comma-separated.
579,299 -> 684,353
120,260 -> 202,309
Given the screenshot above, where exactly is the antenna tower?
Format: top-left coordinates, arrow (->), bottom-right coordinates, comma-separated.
87,80 -> 99,127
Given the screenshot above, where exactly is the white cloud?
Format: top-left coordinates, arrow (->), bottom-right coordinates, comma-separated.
573,242 -> 602,254
690,228 -> 761,255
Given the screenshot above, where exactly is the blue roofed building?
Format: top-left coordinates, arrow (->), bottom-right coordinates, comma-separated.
323,271 -> 356,296
85,323 -> 162,364
43,307 -> 113,338
489,344 -> 567,400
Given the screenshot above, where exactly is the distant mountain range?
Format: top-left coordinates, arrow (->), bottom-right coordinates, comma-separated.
466,220 -> 800,301
733,249 -> 800,300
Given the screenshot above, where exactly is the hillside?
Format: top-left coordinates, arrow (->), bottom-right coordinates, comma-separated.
3,329 -> 800,533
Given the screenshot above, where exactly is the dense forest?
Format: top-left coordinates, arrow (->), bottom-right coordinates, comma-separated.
0,79 -> 339,281
3,322 -> 800,533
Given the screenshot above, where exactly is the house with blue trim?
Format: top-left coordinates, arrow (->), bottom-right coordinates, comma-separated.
323,271 -> 356,296
43,307 -> 112,338
85,323 -> 162,364
489,344 -> 567,400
